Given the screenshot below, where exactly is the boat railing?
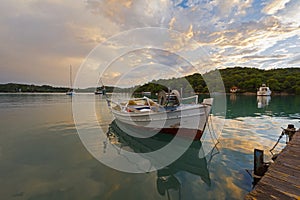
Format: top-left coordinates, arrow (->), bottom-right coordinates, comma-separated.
109,97 -> 159,113
181,95 -> 198,104
109,95 -> 201,113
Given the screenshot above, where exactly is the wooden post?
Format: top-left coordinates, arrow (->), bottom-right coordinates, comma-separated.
254,149 -> 264,177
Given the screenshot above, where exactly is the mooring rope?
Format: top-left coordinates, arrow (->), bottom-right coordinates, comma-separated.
206,113 -> 220,146
269,128 -> 285,154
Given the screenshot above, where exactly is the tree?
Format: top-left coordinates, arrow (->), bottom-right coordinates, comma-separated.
267,78 -> 280,92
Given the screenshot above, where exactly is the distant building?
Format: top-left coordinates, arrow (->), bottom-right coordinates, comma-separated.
230,86 -> 239,93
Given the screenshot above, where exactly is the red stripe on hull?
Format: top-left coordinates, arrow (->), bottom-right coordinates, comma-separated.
115,120 -> 203,141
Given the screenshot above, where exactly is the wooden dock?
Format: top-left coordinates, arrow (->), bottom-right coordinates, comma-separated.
245,130 -> 300,200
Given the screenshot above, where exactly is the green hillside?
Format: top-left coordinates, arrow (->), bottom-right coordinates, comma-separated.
1,67 -> 299,94
0,83 -> 68,93
132,67 -> 300,94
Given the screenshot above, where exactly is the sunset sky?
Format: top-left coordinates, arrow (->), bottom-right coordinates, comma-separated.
0,0 -> 299,87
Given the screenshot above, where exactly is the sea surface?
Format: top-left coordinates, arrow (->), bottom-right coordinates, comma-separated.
0,93 -> 299,200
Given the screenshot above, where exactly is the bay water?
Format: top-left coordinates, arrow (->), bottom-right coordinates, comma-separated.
0,93 -> 299,200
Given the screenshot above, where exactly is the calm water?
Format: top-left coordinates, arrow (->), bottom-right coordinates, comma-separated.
0,93 -> 299,200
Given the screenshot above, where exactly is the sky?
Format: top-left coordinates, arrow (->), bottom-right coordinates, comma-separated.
0,0 -> 299,87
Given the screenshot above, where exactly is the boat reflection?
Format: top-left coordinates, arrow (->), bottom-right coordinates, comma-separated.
257,96 -> 271,108
106,120 -> 213,199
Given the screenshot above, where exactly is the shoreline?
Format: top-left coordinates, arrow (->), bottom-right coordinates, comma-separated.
0,92 -> 298,96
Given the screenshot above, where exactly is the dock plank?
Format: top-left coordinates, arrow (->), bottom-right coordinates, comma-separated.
245,130 -> 300,199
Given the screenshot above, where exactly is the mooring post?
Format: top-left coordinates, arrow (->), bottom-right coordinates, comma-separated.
254,149 -> 265,177
285,124 -> 296,142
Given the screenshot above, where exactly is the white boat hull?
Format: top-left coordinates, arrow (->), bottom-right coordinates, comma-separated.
111,98 -> 213,140
257,91 -> 271,96
66,91 -> 75,95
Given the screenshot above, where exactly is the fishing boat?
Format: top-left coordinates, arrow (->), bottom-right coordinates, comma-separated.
108,90 -> 213,140
257,84 -> 271,96
66,65 -> 75,96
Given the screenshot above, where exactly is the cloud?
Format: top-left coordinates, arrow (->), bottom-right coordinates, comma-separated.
262,0 -> 291,15
98,48 -> 199,87
0,0 -> 108,85
273,0 -> 300,27
85,0 -> 173,29
288,54 -> 300,64
242,54 -> 287,60
0,0 -> 299,86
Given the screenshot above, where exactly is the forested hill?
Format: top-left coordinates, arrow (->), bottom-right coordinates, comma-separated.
0,83 -> 116,93
0,83 -> 69,93
219,67 -> 300,93
133,67 -> 300,94
1,67 -> 299,94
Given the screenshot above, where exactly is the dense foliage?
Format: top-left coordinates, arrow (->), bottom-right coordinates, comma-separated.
0,83 -> 117,93
219,67 -> 300,94
0,83 -> 68,93
131,67 -> 300,94
1,67 -> 299,94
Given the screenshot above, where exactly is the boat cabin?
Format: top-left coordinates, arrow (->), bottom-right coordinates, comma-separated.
257,84 -> 271,96
158,90 -> 181,107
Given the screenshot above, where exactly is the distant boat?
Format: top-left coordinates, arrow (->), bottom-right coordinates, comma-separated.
94,88 -> 103,95
66,89 -> 75,96
95,76 -> 106,95
66,65 -> 75,96
94,86 -> 106,95
107,90 -> 213,140
257,84 -> 271,96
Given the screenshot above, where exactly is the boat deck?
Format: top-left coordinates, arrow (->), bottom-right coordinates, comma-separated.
245,130 -> 300,199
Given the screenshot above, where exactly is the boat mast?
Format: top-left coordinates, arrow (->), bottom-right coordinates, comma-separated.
69,65 -> 73,90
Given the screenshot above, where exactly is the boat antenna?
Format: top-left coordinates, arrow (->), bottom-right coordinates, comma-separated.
96,72 -> 103,89
99,77 -> 105,91
165,87 -> 171,106
69,64 -> 73,90
99,77 -> 109,102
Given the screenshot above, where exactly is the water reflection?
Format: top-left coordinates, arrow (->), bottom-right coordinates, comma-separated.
257,96 -> 271,108
1,94 -> 300,199
224,94 -> 300,118
106,120 -> 214,199
229,93 -> 237,102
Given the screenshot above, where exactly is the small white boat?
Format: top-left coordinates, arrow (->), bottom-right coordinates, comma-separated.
108,90 -> 213,140
257,84 -> 271,96
66,89 -> 75,96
